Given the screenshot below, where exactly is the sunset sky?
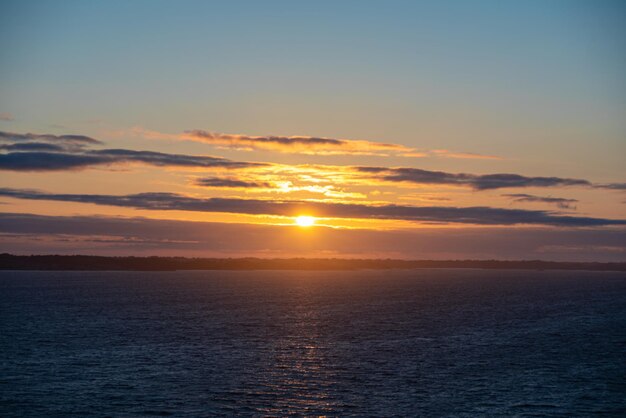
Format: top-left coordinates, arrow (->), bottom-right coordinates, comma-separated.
1,0 -> 625,260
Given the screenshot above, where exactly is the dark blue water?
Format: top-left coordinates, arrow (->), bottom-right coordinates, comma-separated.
1,269 -> 625,417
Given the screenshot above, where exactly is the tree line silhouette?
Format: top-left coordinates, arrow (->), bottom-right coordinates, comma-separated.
1,254 -> 624,271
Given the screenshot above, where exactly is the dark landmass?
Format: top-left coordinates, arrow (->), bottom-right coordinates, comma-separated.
1,254 -> 625,272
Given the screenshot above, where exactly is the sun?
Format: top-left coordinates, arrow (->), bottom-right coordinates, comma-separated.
295,216 -> 316,227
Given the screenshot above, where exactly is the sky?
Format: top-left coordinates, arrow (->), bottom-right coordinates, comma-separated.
0,0 -> 625,260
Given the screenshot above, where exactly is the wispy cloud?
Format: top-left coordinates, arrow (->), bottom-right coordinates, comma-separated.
403,149 -> 502,160
502,193 -> 578,210
183,130 -> 413,156
596,183 -> 626,190
131,127 -> 501,159
431,149 -> 502,160
89,149 -> 264,169
195,177 -> 272,188
0,130 -> 102,149
195,175 -> 364,199
0,187 -> 624,227
355,166 -> 591,190
0,113 -> 15,122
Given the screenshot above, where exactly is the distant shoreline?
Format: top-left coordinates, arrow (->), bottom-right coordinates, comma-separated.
1,254 -> 625,272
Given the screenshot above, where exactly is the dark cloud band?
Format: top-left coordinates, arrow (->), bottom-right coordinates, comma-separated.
356,166 -> 592,190
0,150 -> 263,171
0,187 -> 624,227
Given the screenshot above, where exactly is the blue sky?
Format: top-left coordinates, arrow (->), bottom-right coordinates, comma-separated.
2,1 -> 624,174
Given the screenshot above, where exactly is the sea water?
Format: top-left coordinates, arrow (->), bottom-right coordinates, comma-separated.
1,269 -> 625,416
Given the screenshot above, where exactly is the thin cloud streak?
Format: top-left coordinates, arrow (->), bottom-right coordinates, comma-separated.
0,130 -> 102,147
402,149 -> 503,160
356,166 -> 592,190
597,183 -> 626,190
134,127 -> 501,159
503,193 -> 578,210
184,129 -> 412,156
89,149 -> 263,169
0,187 -> 624,227
195,177 -> 272,188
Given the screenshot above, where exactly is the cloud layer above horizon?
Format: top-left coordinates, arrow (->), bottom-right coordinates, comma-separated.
0,187 -> 623,227
1,130 -> 621,193
0,127 -> 624,259
1,212 -> 624,261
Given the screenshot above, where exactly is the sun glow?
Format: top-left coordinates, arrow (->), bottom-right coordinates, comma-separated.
295,215 -> 316,227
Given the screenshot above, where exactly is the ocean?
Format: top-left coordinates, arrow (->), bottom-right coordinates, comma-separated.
1,269 -> 625,416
